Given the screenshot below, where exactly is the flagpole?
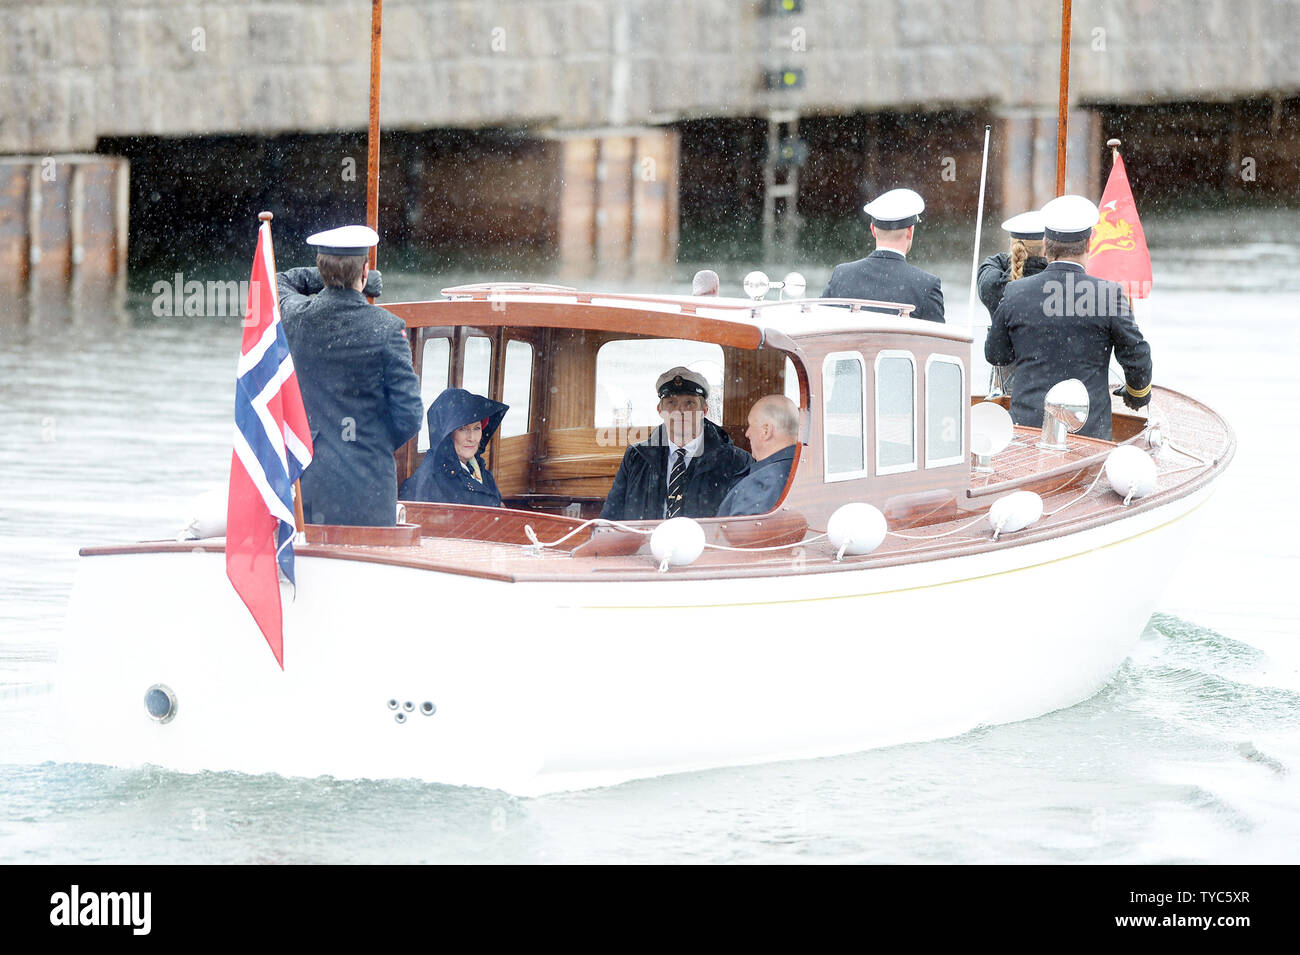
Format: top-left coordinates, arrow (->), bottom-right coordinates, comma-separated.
366,0 -> 384,285
1108,137 -> 1121,165
1055,0 -> 1073,196
258,208 -> 309,534
967,124 -> 992,328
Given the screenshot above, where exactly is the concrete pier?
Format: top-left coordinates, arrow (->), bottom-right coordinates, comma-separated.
2,0 -> 1297,279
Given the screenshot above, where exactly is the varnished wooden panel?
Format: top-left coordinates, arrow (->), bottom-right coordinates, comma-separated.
535,477 -> 618,497
403,502 -> 592,548
386,301 -> 765,350
304,522 -> 420,546
493,431 -> 536,497
538,328 -> 604,431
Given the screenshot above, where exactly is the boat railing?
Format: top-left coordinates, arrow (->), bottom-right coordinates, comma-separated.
438,283 -> 916,321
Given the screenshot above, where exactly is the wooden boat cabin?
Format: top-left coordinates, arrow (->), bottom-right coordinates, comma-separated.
384,285 -> 989,541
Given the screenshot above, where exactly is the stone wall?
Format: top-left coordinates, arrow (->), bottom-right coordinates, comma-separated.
3,0 -> 1299,154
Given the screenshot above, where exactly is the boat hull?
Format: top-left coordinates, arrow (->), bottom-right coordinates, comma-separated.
54,482 -> 1215,795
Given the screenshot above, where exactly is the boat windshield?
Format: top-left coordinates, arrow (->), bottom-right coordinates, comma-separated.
401,323 -> 802,519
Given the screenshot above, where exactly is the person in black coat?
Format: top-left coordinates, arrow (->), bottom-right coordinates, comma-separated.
977,210 -> 1049,318
279,225 -> 424,526
600,366 -> 751,522
400,389 -> 509,507
716,395 -> 799,517
821,188 -> 945,323
986,196 -> 1153,441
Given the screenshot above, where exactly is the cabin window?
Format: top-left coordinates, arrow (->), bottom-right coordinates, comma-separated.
875,351 -> 916,474
594,339 -> 724,427
417,336 -> 451,452
784,357 -> 800,405
501,339 -> 533,438
926,356 -> 965,467
822,352 -> 867,480
463,335 -> 492,397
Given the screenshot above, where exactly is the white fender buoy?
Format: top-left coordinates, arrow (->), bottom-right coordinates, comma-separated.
180,488 -> 227,540
988,491 -> 1043,539
1105,445 -> 1158,504
827,503 -> 887,559
650,517 -> 706,571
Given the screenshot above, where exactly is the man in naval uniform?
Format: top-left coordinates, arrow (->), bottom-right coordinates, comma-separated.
600,366 -> 752,522
985,195 -> 1153,441
278,225 -> 424,526
716,395 -> 799,517
820,188 -> 945,323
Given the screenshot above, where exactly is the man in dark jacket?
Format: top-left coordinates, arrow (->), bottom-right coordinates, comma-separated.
986,196 -> 1152,441
400,389 -> 508,507
279,225 -> 424,526
600,366 -> 751,522
821,188 -> 945,323
716,395 -> 799,517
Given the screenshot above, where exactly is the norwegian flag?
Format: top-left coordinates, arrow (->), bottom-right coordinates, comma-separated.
226,219 -> 313,668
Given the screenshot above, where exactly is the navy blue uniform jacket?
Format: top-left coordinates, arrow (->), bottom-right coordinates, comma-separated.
600,419 -> 751,522
715,444 -> 796,517
976,251 -> 1048,317
821,249 -> 945,323
400,389 -> 508,507
986,262 -> 1152,440
278,268 -> 424,526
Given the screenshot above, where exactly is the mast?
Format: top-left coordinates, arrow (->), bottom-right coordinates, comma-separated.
366,0 -> 384,278
1055,0 -> 1073,195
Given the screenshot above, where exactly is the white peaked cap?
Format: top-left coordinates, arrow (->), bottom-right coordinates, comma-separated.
1039,195 -> 1099,242
306,225 -> 380,256
1000,211 -> 1045,239
863,188 -> 925,229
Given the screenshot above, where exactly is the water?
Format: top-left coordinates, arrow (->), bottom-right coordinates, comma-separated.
1,207 -> 1298,865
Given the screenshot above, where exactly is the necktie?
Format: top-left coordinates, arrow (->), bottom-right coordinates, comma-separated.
667,448 -> 687,518
466,458 -> 482,482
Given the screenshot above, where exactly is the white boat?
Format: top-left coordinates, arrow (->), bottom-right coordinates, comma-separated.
55,288 -> 1235,795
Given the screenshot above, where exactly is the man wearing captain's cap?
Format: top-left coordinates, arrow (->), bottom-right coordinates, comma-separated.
600,366 -> 751,522
986,195 -> 1153,441
820,188 -> 945,323
278,225 -> 424,526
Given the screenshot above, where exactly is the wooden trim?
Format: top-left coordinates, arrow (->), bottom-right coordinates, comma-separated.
386,300 -> 764,350
304,522 -> 421,546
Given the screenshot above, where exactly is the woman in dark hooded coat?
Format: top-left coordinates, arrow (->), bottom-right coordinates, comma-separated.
399,389 -> 509,507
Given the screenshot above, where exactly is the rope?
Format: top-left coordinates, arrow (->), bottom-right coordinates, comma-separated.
1042,465 -> 1108,517
522,517 -> 653,552
523,517 -> 825,557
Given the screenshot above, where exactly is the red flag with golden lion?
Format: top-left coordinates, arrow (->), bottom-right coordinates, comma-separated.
1087,152 -> 1152,300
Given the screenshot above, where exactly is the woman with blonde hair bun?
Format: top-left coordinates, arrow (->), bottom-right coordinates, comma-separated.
977,211 -> 1049,317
